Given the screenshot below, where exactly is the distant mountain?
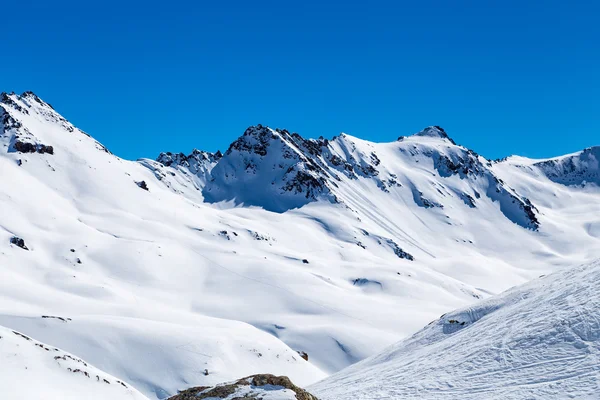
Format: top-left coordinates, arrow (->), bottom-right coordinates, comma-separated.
1,91 -> 599,398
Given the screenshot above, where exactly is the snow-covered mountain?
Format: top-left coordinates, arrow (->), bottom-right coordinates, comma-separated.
310,259 -> 600,399
1,91 -> 599,398
196,124 -> 538,231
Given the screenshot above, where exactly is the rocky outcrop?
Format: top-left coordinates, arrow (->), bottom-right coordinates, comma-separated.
533,146 -> 600,186
136,180 -> 149,191
157,149 -> 222,170
411,125 -> 457,145
10,236 -> 28,250
1,93 -> 55,156
169,124 -> 540,229
12,137 -> 54,154
169,374 -> 318,400
202,125 -> 339,212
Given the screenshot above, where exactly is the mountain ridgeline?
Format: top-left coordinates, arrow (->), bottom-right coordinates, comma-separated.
155,124 -> 541,229
2,90 -> 600,399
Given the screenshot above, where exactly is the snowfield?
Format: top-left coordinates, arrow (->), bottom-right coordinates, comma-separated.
311,259 -> 600,399
0,324 -> 149,400
0,91 -> 599,398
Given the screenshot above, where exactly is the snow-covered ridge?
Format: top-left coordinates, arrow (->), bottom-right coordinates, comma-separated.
0,91 -> 109,155
533,146 -> 600,186
311,258 -> 600,399
0,324 -> 149,400
156,123 -> 539,229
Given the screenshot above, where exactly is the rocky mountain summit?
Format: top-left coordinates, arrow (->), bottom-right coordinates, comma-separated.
156,123 -> 540,229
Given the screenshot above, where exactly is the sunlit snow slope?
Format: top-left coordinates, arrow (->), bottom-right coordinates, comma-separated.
311,259 -> 600,399
0,324 -> 149,400
1,91 -> 599,398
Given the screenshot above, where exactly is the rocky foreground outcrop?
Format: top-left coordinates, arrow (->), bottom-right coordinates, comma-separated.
169,374 -> 318,400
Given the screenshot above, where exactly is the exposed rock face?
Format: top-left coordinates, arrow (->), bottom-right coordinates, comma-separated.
201,125 -> 392,212
534,146 -> 600,186
297,351 -> 309,361
136,180 -> 149,191
202,125 -> 340,212
1,92 -> 58,156
154,149 -> 223,192
399,125 -> 456,145
157,149 -> 223,170
168,374 -> 318,400
146,123 -> 542,229
12,138 -> 54,154
385,239 -> 415,261
10,236 -> 28,250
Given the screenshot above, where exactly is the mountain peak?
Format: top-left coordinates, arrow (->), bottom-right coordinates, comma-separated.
226,124 -> 302,157
412,126 -> 456,144
1,91 -> 54,111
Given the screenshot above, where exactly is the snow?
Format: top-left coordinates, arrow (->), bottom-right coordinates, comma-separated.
0,324 -> 149,400
0,314 -> 324,399
1,91 -> 599,398
216,385 -> 298,400
188,382 -> 298,400
311,259 -> 600,399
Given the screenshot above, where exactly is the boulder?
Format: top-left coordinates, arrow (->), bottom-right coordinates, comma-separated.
169,373 -> 318,400
10,236 -> 28,250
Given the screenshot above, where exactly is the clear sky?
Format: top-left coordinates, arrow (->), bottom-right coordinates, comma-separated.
3,0 -> 598,160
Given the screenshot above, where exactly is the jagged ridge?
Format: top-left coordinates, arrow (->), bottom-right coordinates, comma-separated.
156,124 -> 540,230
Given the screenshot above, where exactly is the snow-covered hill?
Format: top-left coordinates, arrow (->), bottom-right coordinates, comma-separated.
0,324 -> 149,400
311,259 -> 600,399
1,91 -> 599,398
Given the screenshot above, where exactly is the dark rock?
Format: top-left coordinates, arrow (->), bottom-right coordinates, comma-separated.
302,259 -> 309,264
297,350 -> 309,361
168,374 -> 319,400
41,315 -> 71,322
10,236 -> 28,250
12,139 -> 54,155
384,239 -> 414,261
13,140 -> 36,153
38,144 -> 54,155
136,180 -> 149,191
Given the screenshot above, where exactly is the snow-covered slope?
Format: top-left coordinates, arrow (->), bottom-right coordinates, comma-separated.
311,259 -> 600,399
0,324 -> 149,400
1,91 -> 599,398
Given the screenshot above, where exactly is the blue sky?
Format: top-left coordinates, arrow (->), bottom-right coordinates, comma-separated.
3,1 -> 598,160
